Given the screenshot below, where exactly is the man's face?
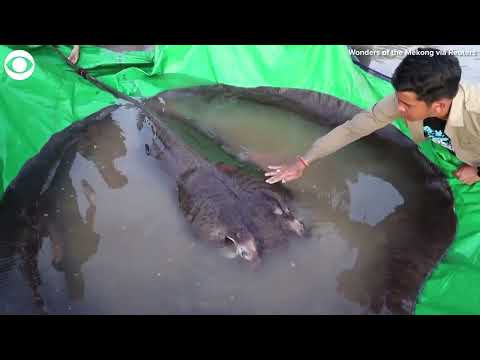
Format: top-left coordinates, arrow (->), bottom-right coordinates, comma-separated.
395,91 -> 433,122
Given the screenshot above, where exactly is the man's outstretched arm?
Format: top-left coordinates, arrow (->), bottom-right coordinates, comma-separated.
265,94 -> 400,184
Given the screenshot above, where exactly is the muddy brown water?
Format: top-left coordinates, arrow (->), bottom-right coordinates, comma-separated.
0,86 -> 456,314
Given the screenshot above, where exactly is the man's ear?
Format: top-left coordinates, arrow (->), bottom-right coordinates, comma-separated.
431,99 -> 451,115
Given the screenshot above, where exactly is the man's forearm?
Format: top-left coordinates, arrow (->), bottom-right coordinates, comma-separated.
302,96 -> 398,164
303,117 -> 371,163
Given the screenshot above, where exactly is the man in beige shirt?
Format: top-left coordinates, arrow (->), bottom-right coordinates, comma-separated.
265,47 -> 480,186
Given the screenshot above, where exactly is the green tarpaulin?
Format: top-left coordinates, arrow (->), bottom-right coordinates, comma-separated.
1,44 -> 479,314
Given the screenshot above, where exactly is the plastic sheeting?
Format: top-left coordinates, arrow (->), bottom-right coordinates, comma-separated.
0,44 -> 479,314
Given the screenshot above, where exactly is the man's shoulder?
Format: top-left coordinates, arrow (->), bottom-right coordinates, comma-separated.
371,93 -> 399,118
460,81 -> 480,114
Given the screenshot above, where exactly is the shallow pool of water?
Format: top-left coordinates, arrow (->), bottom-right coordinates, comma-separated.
0,86 -> 455,314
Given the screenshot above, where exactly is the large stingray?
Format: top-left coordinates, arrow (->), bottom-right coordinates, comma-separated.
0,99 -> 307,313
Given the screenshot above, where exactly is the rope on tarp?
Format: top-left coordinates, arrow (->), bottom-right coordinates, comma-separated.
51,45 -> 172,150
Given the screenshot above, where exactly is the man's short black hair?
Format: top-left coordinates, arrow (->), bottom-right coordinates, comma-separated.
391,47 -> 461,104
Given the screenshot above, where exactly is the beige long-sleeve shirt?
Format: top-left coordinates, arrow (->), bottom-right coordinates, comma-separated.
303,82 -> 480,168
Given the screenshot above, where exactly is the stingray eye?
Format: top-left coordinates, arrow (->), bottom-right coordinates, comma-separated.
224,236 -> 237,248
240,248 -> 249,258
225,236 -> 238,247
222,236 -> 239,259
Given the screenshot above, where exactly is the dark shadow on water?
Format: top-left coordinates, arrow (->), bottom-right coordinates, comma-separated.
0,109 -> 129,313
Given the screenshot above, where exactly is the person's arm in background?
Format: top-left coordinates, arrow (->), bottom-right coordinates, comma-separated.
68,45 -> 80,64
